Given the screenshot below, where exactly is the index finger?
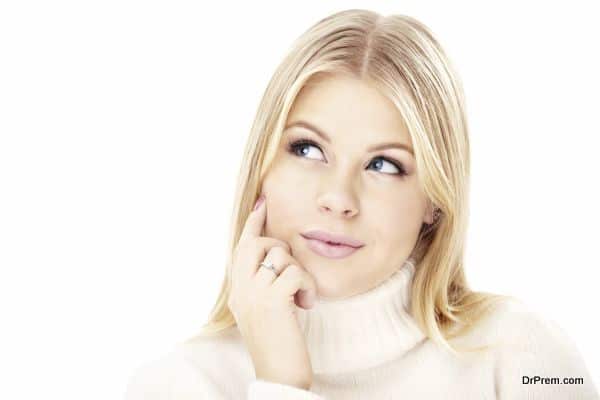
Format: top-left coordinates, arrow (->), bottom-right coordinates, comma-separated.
239,194 -> 267,243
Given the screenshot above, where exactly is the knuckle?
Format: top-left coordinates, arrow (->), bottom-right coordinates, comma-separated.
283,263 -> 301,276
266,244 -> 288,258
255,237 -> 268,246
234,239 -> 259,262
254,237 -> 269,249
279,264 -> 302,285
259,237 -> 290,252
275,239 -> 291,251
237,238 -> 252,254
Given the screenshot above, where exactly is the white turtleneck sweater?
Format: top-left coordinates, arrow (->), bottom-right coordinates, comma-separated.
125,259 -> 599,399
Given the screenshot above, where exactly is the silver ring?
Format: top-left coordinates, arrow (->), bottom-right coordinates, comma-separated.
259,261 -> 279,277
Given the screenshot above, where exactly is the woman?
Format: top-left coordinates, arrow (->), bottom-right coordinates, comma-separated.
125,9 -> 599,399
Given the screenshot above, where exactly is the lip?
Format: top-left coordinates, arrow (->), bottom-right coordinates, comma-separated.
300,230 -> 365,260
302,236 -> 363,259
300,230 -> 365,248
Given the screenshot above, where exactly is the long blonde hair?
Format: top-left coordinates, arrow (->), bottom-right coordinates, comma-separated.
183,9 -> 514,356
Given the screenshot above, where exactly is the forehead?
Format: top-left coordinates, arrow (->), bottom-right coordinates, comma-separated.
286,73 -> 411,145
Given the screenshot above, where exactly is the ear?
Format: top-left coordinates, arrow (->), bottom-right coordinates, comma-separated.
424,201 -> 435,225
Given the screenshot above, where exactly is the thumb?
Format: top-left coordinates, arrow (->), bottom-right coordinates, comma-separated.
295,289 -> 317,309
273,264 -> 318,310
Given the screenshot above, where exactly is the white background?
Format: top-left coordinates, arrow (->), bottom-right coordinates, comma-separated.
1,1 -> 598,398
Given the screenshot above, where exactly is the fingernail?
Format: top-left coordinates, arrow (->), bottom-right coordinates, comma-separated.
253,195 -> 265,211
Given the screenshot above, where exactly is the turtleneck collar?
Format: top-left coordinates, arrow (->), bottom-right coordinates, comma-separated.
295,257 -> 426,375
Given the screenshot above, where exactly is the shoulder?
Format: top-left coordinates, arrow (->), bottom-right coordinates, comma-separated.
473,297 -> 583,355
457,296 -> 584,358
180,325 -> 251,369
453,297 -> 576,348
124,346 -> 181,400
461,297 -> 599,398
124,326 -> 254,400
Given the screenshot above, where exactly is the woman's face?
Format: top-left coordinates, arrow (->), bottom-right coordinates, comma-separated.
261,73 -> 434,300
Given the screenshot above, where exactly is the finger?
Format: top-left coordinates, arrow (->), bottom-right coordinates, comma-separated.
232,236 -> 291,282
271,264 -> 318,310
254,247 -> 313,310
254,237 -> 291,257
253,246 -> 290,286
239,194 -> 267,244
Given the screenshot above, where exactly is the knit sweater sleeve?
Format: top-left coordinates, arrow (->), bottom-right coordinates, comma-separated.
125,349 -> 236,399
493,309 -> 599,399
247,379 -> 325,399
124,350 -> 327,399
124,357 -> 175,400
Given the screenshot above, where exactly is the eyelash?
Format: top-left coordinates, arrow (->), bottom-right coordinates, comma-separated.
286,137 -> 408,178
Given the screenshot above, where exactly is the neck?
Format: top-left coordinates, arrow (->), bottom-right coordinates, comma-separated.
295,258 -> 426,375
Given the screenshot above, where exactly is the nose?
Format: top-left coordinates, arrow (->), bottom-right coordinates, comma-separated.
316,160 -> 360,218
317,194 -> 359,218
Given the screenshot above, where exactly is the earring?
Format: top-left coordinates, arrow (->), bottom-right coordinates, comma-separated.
432,207 -> 441,223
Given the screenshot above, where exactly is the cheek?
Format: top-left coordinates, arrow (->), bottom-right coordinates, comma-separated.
264,160 -> 308,198
369,194 -> 424,244
261,164 -> 313,235
265,158 -> 319,201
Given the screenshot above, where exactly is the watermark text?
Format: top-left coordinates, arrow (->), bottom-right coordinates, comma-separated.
522,376 -> 584,385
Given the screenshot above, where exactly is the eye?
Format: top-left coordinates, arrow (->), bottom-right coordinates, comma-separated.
287,139 -> 325,161
367,157 -> 407,177
286,137 -> 408,178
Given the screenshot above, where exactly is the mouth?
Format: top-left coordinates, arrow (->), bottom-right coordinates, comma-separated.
300,229 -> 365,248
301,235 -> 364,259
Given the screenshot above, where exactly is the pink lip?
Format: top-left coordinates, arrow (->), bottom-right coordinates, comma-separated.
302,237 -> 362,259
300,230 -> 364,248
300,230 -> 364,259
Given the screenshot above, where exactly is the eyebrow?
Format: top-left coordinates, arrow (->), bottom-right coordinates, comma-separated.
284,120 -> 414,156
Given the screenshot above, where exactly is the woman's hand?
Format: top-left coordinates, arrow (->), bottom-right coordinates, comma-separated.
227,194 -> 318,391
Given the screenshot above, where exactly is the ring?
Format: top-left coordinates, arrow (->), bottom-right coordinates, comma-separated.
259,261 -> 280,277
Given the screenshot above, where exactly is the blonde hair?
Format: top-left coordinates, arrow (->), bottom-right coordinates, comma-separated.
183,9 -> 514,357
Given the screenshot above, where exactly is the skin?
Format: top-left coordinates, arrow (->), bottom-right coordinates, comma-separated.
261,72 -> 436,300
231,73 -> 438,390
229,197 -> 317,389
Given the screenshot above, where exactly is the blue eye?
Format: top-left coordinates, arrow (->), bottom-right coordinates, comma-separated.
288,139 -> 325,160
367,157 -> 407,176
286,138 -> 408,178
